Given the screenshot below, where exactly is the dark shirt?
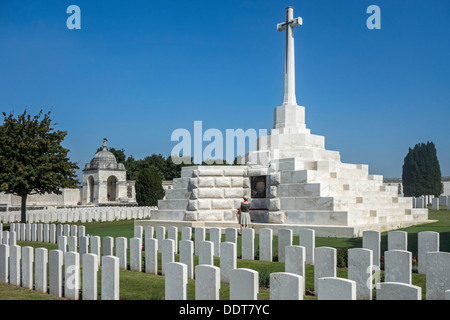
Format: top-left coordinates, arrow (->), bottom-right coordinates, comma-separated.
240,202 -> 250,212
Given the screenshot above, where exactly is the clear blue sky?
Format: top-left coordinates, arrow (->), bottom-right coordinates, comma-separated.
1,0 -> 449,181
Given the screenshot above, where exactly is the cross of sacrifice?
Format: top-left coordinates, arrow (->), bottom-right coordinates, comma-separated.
277,6 -> 302,107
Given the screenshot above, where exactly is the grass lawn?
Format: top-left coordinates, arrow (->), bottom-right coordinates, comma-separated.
1,207 -> 448,300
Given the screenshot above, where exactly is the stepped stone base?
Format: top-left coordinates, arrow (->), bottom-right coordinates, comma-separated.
147,102 -> 432,237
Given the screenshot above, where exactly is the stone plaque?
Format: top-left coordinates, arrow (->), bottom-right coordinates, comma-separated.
251,176 -> 266,198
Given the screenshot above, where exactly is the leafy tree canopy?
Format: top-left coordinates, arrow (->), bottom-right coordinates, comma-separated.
0,110 -> 79,222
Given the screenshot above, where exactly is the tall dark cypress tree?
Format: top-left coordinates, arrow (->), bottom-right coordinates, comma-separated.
402,142 -> 441,197
135,166 -> 165,206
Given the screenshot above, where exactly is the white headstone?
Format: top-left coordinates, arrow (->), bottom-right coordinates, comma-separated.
432,198 -> 439,210
57,235 -> 67,253
385,250 -> 412,285
64,251 -> 80,300
31,224 -> 37,242
299,229 -> 315,265
195,264 -> 220,300
0,244 -> 9,283
144,226 -> 154,239
181,226 -> 192,241
165,262 -> 187,300
22,246 -> 33,289
179,240 -> 194,279
156,226 -> 166,253
130,237 -> 142,272
270,272 -> 304,300
439,195 -> 447,206
101,256 -> 120,300
9,245 -> 21,286
225,228 -> 237,244
82,253 -> 99,300
220,242 -> 236,283
103,236 -> 114,256
49,224 -> 56,244
278,229 -> 292,263
317,277 -> 356,300
37,224 -> 44,242
43,224 -> 49,243
285,245 -> 306,281
426,251 -> 450,300
167,226 -> 178,253
35,247 -> 48,293
116,237 -> 128,270
49,249 -> 63,297
2,231 -> 8,246
259,228 -> 273,262
387,231 -> 408,251
145,238 -> 158,275
9,231 -> 16,246
90,236 -> 101,266
348,248 -> 373,300
194,227 -> 206,255
418,231 -> 439,274
209,227 -> 221,257
161,239 -> 175,276
416,197 -> 424,209
229,268 -> 259,300
63,224 -> 70,237
241,228 -> 255,260
134,226 -> 143,239
362,230 -> 380,267
70,224 -> 77,237
314,247 -> 336,296
376,282 -> 421,300
79,236 -> 89,264
78,225 -> 86,237
198,241 -> 214,266
68,236 -> 77,252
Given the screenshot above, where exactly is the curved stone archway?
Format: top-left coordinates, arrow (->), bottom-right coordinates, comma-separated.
107,175 -> 118,201
88,176 -> 95,203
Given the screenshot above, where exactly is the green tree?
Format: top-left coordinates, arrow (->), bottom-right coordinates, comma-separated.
135,166 -> 165,206
0,110 -> 79,222
402,141 -> 441,197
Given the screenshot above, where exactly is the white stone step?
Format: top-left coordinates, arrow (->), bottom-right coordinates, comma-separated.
157,199 -> 188,210
284,210 -> 349,226
164,189 -> 191,200
275,147 -> 341,163
276,183 -> 321,197
150,209 -> 186,221
260,131 -> 326,150
280,196 -> 334,211
172,177 -> 191,189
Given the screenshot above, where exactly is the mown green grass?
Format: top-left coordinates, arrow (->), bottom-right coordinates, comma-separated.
1,208 -> 449,300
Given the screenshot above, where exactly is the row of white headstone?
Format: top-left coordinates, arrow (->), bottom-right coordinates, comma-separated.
0,223 -> 449,300
414,195 -> 450,210
0,206 -> 156,224
1,222 -> 87,245
0,243 -> 119,300
151,226 -> 450,300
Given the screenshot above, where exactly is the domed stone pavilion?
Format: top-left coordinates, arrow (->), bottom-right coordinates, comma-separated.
82,138 -> 136,205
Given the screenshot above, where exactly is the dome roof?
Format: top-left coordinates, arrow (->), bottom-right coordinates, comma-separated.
83,139 -> 125,171
89,148 -> 118,168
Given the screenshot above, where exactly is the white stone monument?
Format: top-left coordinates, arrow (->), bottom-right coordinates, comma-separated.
135,6 -> 429,238
81,138 -> 136,205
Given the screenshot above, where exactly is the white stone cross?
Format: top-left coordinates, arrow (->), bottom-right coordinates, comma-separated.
277,6 -> 302,107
